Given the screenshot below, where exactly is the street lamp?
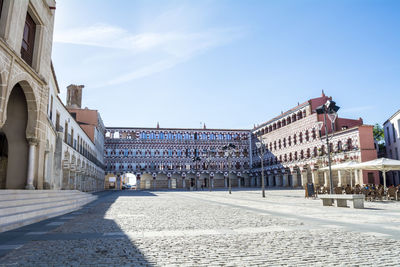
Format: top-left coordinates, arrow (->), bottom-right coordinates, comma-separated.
316,100 -> 340,195
255,138 -> 266,198
222,143 -> 236,194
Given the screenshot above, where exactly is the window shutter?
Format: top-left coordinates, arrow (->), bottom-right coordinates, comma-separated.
21,13 -> 36,66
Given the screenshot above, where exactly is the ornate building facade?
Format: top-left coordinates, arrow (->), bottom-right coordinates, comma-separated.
250,92 -> 378,188
0,0 -> 57,189
0,0 -> 105,191
104,127 -> 251,189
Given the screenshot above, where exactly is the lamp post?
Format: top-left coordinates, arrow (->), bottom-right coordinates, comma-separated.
316,100 -> 340,195
222,143 -> 236,194
255,139 -> 266,198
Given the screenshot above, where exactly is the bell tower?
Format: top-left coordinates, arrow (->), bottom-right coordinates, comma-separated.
66,84 -> 84,109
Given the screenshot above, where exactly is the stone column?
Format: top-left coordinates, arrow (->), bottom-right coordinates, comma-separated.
168,179 -> 171,189
224,177 -> 228,188
275,175 -> 280,187
337,170 -> 342,187
182,178 -> 186,189
268,174 -> 274,187
311,171 -> 318,186
238,177 -> 241,188
292,173 -> 298,187
26,139 -> 37,189
283,174 -> 289,187
137,179 -> 140,190
300,171 -> 307,188
324,171 -> 328,187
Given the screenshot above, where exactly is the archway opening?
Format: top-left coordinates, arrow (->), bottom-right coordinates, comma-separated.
1,84 -> 29,189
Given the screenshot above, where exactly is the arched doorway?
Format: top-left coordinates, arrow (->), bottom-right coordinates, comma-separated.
1,84 -> 29,189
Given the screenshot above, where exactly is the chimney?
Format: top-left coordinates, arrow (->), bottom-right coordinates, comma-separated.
66,84 -> 84,109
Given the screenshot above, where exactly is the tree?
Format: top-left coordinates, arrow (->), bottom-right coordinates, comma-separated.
373,123 -> 385,144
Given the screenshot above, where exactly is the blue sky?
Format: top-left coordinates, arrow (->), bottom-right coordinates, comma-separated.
52,0 -> 400,129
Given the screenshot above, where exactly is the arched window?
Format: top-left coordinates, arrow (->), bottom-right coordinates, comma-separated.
305,130 -> 309,141
297,111 -> 303,120
289,152 -> 293,161
288,136 -> 291,146
347,138 -> 353,150
307,148 -> 311,158
277,121 -> 281,128
283,138 -> 286,147
278,139 -> 281,149
300,150 -> 304,159
299,132 -> 303,143
294,151 -> 298,160
293,134 -> 297,145
292,114 -> 297,122
287,117 -> 291,124
313,147 -> 317,157
312,128 -> 316,139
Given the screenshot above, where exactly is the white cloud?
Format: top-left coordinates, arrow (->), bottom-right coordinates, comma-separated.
55,24 -> 244,88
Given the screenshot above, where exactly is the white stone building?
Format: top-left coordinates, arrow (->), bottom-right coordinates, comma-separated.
44,69 -> 105,191
383,109 -> 400,185
0,0 -> 104,191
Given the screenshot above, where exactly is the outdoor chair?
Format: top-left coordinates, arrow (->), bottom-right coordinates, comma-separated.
387,187 -> 397,200
334,186 -> 343,194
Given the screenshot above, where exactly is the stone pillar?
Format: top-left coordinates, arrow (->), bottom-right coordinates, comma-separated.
283,174 -> 288,187
224,177 -> 228,188
211,177 -> 214,188
26,140 -> 37,189
324,171 -> 328,187
182,178 -> 186,189
168,179 -> 171,189
137,179 -> 140,190
275,175 -> 280,187
292,173 -> 298,187
300,171 -> 307,188
238,177 -> 241,188
311,171 -> 318,186
268,175 -> 274,187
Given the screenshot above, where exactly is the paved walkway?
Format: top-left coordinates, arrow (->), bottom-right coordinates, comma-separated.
1,189 -> 400,266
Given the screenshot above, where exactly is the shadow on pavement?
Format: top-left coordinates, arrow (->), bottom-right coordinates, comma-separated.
0,190 -> 153,265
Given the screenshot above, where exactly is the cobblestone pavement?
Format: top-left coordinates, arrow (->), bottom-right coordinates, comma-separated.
1,189 -> 400,266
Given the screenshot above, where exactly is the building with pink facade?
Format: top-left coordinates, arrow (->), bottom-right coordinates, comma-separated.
250,92 -> 378,188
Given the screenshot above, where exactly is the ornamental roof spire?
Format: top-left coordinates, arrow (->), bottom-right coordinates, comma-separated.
157,122 -> 160,129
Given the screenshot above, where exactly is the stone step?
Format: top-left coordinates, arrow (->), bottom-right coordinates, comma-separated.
0,194 -> 95,216
0,191 -> 97,233
0,190 -> 84,201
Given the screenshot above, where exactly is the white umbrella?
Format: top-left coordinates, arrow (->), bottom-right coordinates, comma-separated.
319,161 -> 358,187
319,161 -> 359,187
351,158 -> 400,189
319,161 -> 359,171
